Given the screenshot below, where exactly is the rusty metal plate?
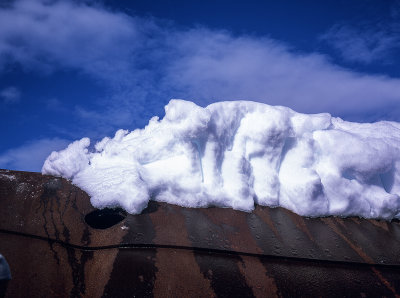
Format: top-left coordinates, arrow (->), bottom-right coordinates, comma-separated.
1,169 -> 400,297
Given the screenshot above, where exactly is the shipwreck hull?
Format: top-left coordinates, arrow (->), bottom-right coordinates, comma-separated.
0,169 -> 399,297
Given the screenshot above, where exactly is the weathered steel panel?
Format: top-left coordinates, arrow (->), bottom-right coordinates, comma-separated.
0,169 -> 400,297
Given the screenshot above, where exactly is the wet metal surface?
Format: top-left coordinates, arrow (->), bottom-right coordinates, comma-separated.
0,169 -> 400,297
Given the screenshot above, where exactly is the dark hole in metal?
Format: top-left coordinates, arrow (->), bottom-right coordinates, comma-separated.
85,208 -> 126,229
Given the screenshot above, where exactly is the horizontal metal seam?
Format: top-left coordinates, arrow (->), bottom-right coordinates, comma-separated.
1,228 -> 399,269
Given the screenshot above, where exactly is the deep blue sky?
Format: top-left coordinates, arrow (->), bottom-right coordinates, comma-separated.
1,0 -> 400,171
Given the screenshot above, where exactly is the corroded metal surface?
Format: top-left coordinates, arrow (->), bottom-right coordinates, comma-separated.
0,169 -> 400,297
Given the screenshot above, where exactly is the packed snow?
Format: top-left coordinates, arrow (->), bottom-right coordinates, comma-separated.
42,100 -> 400,219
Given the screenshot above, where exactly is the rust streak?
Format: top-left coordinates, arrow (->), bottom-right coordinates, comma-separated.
369,219 -> 390,232
201,209 -> 263,254
370,267 -> 400,298
153,248 -> 216,298
322,218 -> 399,297
84,250 -> 120,298
150,206 -> 215,297
239,256 -> 279,298
149,205 -> 193,247
254,208 -> 283,242
322,218 -> 373,263
284,209 -> 315,242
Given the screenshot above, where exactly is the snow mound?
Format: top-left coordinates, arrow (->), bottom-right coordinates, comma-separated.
42,100 -> 400,219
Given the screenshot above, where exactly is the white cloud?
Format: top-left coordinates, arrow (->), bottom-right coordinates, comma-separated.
2,0 -> 400,171
0,0 -> 400,129
321,23 -> 400,64
321,2 -> 400,66
162,30 -> 400,118
0,0 -> 140,83
0,138 -> 70,172
0,86 -> 21,104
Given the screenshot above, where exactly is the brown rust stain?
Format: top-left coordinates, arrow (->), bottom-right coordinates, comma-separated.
152,248 -> 216,298
322,218 -> 399,297
368,267 -> 400,298
81,211 -> 128,297
284,209 -> 315,243
40,180 -> 128,297
0,170 -> 130,297
253,208 -> 283,243
84,249 -> 121,298
149,206 -> 215,297
351,218 -> 362,225
238,256 -> 279,298
149,205 -> 192,246
0,170 -> 128,248
334,217 -> 349,230
196,207 -> 280,296
4,237 -> 129,298
1,234 -> 72,298
369,219 -> 390,232
3,170 -> 400,297
322,218 -> 375,263
201,208 -> 263,254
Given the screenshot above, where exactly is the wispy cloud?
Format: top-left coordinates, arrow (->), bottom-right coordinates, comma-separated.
0,138 -> 70,171
3,0 -> 400,171
321,2 -> 400,65
321,23 -> 400,65
0,86 -> 21,104
0,0 -> 139,83
161,30 -> 400,120
1,0 -> 400,132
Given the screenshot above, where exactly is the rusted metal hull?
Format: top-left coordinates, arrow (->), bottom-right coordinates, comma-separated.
0,169 -> 400,297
